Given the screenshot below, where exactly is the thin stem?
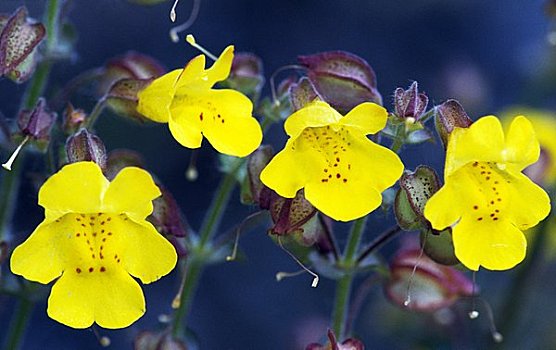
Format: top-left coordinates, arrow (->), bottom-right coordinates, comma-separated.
331,216 -> 368,339
171,158 -> 244,336
21,61 -> 52,110
83,98 -> 106,129
2,298 -> 34,350
356,225 -> 402,264
45,0 -> 62,53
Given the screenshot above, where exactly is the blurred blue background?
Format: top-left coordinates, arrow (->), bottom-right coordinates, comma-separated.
0,0 -> 555,349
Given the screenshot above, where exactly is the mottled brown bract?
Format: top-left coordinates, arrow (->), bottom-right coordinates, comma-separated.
298,51 -> 382,114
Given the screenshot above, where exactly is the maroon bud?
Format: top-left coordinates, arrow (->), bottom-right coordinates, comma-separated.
17,98 -> 56,140
394,81 -> 429,120
226,52 -> 264,99
385,247 -> 474,312
98,52 -> 165,96
0,7 -> 45,82
241,145 -> 274,205
134,331 -> 187,350
434,99 -> 473,148
65,129 -> 107,170
150,186 -> 189,257
62,103 -> 87,134
105,149 -> 145,180
394,166 -> 441,231
289,77 -> 320,111
105,78 -> 153,121
306,329 -> 365,350
299,51 -> 382,114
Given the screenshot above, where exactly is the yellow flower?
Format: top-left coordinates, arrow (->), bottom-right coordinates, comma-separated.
500,107 -> 556,185
10,162 -> 177,329
424,116 -> 551,271
136,45 -> 262,157
260,100 -> 404,222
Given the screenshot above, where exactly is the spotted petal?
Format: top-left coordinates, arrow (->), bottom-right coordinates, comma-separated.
260,138 -> 322,198
39,162 -> 109,220
116,220 -> 177,284
170,89 -> 261,157
48,268 -> 145,329
446,116 -> 505,177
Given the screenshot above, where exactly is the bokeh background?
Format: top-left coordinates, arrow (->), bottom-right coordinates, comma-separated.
0,0 -> 555,349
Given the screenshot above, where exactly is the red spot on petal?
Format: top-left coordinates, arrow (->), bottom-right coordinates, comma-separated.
89,267 -> 94,273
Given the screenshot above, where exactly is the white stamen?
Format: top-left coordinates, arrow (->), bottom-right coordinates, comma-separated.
2,135 -> 29,171
468,310 -> 480,319
170,0 -> 179,22
277,236 -> 319,288
405,232 -> 428,306
226,228 -> 241,261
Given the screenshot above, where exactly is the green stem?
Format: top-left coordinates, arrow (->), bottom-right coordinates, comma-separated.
2,298 -> 34,350
331,216 -> 368,338
45,0 -> 62,53
21,61 -> 52,110
171,158 -> 243,336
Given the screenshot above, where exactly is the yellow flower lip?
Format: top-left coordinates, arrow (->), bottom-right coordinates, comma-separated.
260,100 -> 404,222
424,115 -> 551,271
10,161 -> 177,329
136,43 -> 262,158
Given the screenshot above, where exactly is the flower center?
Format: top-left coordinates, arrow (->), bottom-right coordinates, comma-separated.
299,125 -> 352,184
56,212 -> 128,276
464,161 -> 510,223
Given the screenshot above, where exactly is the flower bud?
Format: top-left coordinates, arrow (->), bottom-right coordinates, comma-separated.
0,7 -> 45,83
434,99 -> 472,148
65,129 -> 107,170
134,331 -> 187,350
384,248 -> 474,312
17,97 -> 56,149
260,188 -> 318,237
289,77 -> 320,111
150,186 -> 188,257
394,81 -> 428,120
62,103 -> 87,134
98,52 -> 165,96
306,329 -> 364,350
105,149 -> 145,180
394,166 -> 458,265
241,145 -> 274,205
394,166 -> 440,231
105,78 -> 153,121
222,52 -> 264,101
298,51 -> 382,114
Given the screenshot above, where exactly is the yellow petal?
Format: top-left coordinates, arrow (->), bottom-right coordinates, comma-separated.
175,54 -> 207,88
504,116 -> 540,170
205,45 -> 234,85
260,139 -> 320,198
446,116 -> 505,177
102,167 -> 161,221
137,69 -> 181,123
39,162 -> 109,219
452,217 -> 526,271
47,268 -> 145,329
424,183 -> 461,230
506,170 -> 551,230
339,102 -> 388,135
171,89 -> 261,157
168,111 -> 204,149
284,100 -> 342,139
10,221 -> 64,284
116,220 -> 177,284
305,179 -> 381,222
